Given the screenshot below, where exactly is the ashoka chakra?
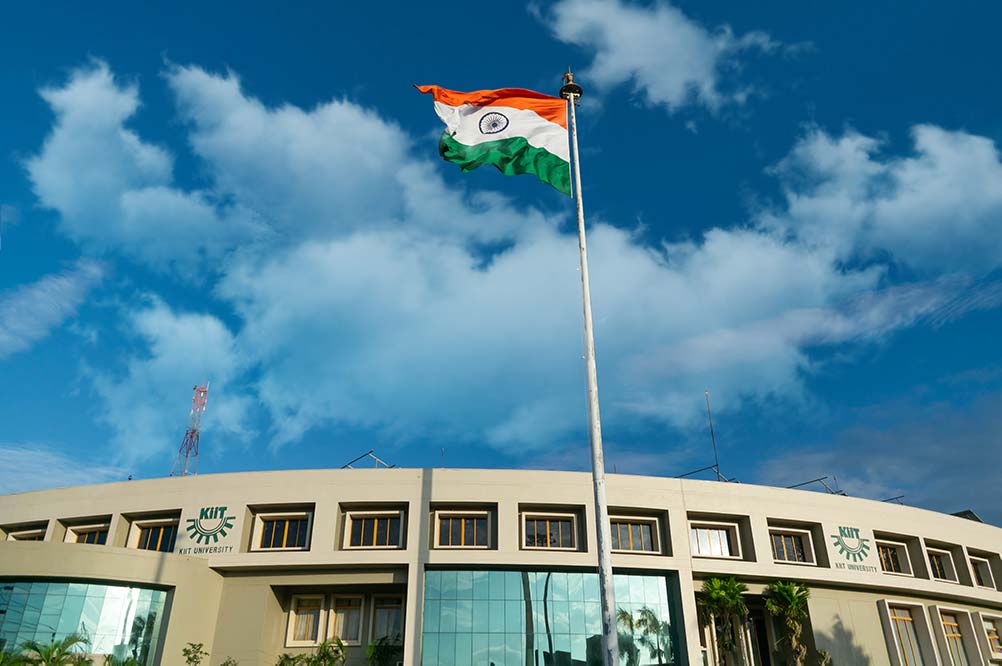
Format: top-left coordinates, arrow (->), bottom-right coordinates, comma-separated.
479,111 -> 509,134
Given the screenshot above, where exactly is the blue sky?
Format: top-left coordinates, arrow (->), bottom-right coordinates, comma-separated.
2,1 -> 1001,522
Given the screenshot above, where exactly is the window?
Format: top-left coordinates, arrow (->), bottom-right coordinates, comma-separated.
523,514 -> 576,550
610,517 -> 659,553
371,596 -> 403,643
287,595 -> 325,647
984,617 -> 1002,656
346,511 -> 403,549
436,512 -> 489,548
971,557 -> 995,589
6,530 -> 44,541
260,517 -> 310,550
889,606 -> 925,666
75,527 -> 108,545
770,529 -> 813,564
941,612 -> 970,666
689,523 -> 739,558
330,596 -> 363,645
928,549 -> 956,581
877,541 -> 912,575
136,523 -> 177,552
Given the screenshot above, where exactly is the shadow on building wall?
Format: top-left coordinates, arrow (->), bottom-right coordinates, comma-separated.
813,617 -> 870,665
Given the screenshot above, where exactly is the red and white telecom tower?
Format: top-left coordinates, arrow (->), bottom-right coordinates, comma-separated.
170,383 -> 209,477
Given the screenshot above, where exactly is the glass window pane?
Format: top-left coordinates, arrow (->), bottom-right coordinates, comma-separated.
463,519 -> 474,547
475,519 -> 488,547
389,517 -> 401,546
361,518 -> 374,546
525,520 -> 536,547
350,517 -> 362,547
438,518 -> 450,546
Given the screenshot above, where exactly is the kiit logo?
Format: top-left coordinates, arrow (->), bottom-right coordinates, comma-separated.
185,506 -> 236,545
831,526 -> 871,562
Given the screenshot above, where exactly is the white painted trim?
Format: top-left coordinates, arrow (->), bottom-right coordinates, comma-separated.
127,518 -> 179,550
6,529 -> 45,542
520,512 -> 578,551
927,547 -> 960,583
328,594 -> 364,646
64,523 -> 110,544
369,595 -> 405,644
344,510 -> 405,550
609,515 -> 661,554
970,557 -> 996,590
688,520 -> 742,560
433,510 -> 492,549
251,511 -> 313,552
932,604 -> 988,666
286,594 -> 326,648
876,599 -> 938,666
875,540 -> 915,577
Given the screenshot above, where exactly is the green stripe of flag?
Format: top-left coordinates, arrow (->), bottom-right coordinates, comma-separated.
439,132 -> 571,196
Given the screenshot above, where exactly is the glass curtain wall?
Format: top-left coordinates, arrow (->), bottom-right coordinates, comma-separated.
0,581 -> 167,665
422,570 -> 675,666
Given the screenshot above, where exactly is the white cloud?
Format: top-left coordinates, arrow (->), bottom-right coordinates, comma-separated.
0,445 -> 124,494
761,125 -> 1002,275
90,297 -> 254,465
0,260 -> 102,359
27,62 -> 1002,459
546,0 -> 778,111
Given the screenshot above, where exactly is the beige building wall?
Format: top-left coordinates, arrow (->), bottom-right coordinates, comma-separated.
1,468 -> 1001,665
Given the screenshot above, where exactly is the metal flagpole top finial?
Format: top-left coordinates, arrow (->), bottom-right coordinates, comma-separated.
560,67 -> 583,100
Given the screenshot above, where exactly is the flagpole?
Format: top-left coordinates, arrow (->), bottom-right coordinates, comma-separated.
561,70 -> 620,666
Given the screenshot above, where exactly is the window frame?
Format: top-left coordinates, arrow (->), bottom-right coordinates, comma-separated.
252,511 -> 314,552
876,540 -> 914,577
344,510 -> 405,550
65,523 -> 110,546
877,599 -> 937,666
977,613 -> 1002,661
970,557 -> 996,590
521,512 -> 578,551
433,510 -> 491,550
688,520 -> 742,560
369,595 -> 404,644
609,515 -> 661,555
768,527 -> 816,566
129,518 -> 179,552
933,606 -> 983,666
328,594 -> 364,646
286,594 -> 327,648
927,547 -> 959,583
6,528 -> 46,541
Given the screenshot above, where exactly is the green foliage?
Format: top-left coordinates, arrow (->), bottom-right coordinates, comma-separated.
274,655 -> 302,666
19,633 -> 91,665
765,580 -> 811,666
102,657 -> 139,666
817,648 -> 832,666
698,577 -> 749,665
365,637 -> 401,666
182,643 -> 209,666
220,659 -> 239,666
0,648 -> 28,665
617,607 -> 671,665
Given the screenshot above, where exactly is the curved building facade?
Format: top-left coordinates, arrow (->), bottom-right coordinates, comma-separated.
1,468 -> 1000,665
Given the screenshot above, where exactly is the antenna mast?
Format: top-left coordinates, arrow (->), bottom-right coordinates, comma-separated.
705,390 -> 723,481
170,382 -> 209,477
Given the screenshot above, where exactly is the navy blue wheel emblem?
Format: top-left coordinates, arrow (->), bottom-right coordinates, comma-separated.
479,111 -> 509,134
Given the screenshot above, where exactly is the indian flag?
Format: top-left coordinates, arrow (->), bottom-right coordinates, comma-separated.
416,85 -> 571,196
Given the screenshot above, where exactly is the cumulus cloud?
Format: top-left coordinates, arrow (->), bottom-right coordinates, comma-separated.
26,61 -> 1002,459
761,125 -> 1002,275
89,297 -> 254,464
0,260 -> 102,359
546,0 -> 779,111
0,444 -> 125,494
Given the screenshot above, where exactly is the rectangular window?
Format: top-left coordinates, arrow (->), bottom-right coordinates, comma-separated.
436,513 -> 489,548
770,530 -> 810,563
137,524 -> 177,552
610,518 -> 658,553
7,530 -> 45,541
260,517 -> 310,550
371,596 -> 403,644
75,528 -> 108,545
690,524 -> 738,558
347,512 -> 402,549
984,618 -> 1002,656
971,558 -> 995,589
941,612 -> 970,666
330,596 -> 363,644
878,543 -> 906,574
288,595 -> 325,646
523,514 -> 576,550
889,606 -> 925,666
928,550 -> 955,581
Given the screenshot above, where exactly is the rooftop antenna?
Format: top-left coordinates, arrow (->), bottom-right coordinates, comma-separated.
786,475 -> 848,496
705,390 -> 723,481
341,449 -> 395,469
170,382 -> 209,477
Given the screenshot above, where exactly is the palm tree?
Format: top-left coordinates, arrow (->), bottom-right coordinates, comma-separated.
633,607 -> 671,664
19,634 -> 91,665
699,577 -> 750,665
305,640 -> 346,666
0,648 -> 28,665
615,609 -> 640,666
764,580 -> 811,666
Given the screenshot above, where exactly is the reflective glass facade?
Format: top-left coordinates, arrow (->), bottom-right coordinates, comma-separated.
0,581 -> 167,665
422,570 -> 675,666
